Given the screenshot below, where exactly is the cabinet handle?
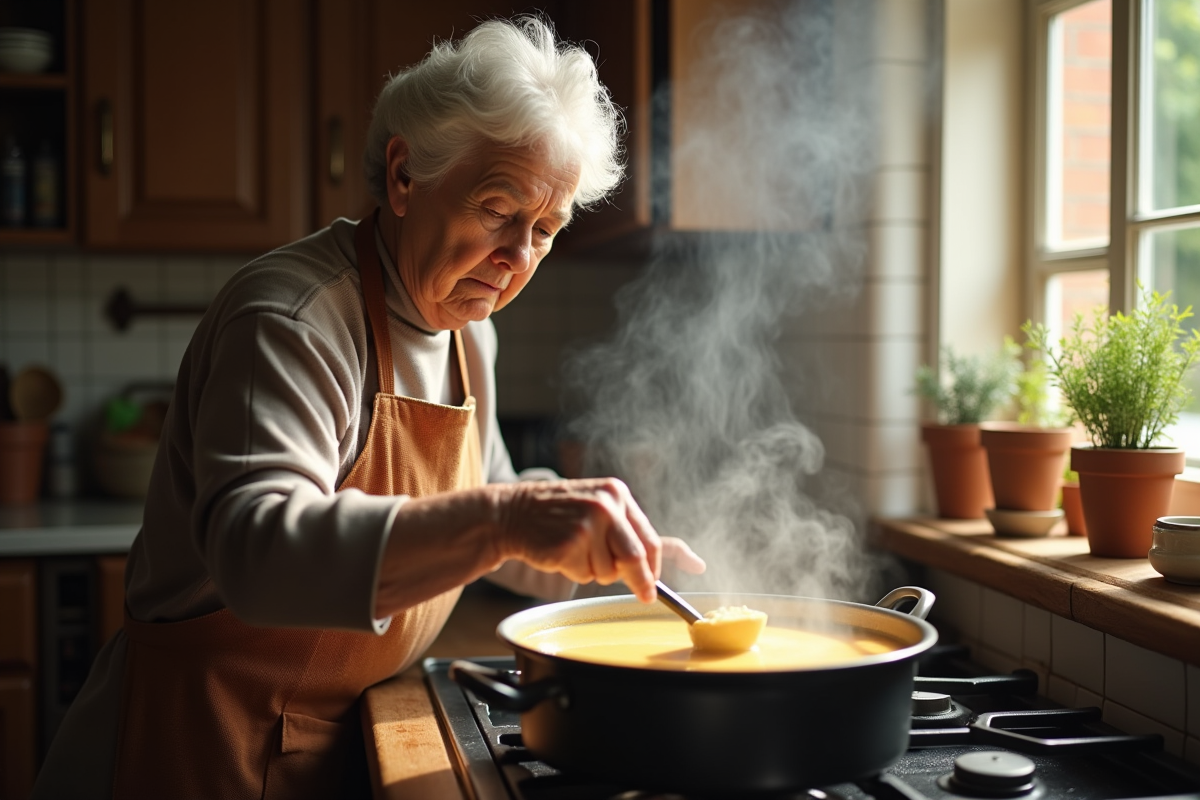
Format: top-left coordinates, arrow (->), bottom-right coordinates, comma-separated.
98,99 -> 114,176
328,117 -> 344,185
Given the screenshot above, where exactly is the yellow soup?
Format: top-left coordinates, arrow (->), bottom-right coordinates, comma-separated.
517,618 -> 900,672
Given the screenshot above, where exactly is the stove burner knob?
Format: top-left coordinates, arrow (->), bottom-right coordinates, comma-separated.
912,690 -> 953,716
940,750 -> 1040,798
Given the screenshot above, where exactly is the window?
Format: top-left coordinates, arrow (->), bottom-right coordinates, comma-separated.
1032,0 -> 1200,459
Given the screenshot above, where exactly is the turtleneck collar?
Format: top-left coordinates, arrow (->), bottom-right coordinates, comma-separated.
373,224 -> 449,340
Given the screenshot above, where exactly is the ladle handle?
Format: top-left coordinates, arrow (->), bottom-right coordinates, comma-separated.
655,580 -> 704,624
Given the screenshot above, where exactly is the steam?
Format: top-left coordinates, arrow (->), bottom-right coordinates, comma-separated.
565,1 -> 888,603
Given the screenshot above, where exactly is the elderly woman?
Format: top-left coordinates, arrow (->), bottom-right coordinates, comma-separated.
33,17 -> 704,800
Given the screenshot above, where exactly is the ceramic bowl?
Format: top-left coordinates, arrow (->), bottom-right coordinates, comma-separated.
1148,516 -> 1200,586
985,507 -> 1064,538
0,28 -> 52,74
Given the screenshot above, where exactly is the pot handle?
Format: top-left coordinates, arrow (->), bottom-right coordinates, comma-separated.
448,659 -> 564,712
875,586 -> 936,619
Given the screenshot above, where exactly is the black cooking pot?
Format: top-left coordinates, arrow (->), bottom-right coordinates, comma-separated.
450,586 -> 937,794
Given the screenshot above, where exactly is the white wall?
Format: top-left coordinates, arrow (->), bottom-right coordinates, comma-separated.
940,0 -> 1026,354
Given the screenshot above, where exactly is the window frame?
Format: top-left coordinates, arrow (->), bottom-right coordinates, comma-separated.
1030,0 -> 1200,461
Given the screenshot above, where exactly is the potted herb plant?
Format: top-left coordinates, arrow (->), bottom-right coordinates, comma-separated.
1024,288 -> 1200,557
979,344 -> 1075,517
915,343 -> 1020,519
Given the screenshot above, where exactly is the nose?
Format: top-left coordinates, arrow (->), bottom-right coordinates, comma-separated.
490,223 -> 533,274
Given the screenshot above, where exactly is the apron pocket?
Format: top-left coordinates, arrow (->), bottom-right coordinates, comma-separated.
265,712 -> 368,800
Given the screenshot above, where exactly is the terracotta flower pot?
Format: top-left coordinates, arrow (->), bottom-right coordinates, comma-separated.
1060,481 -> 1086,536
0,420 -> 49,506
920,423 -> 992,519
980,423 -> 1074,511
1070,445 -> 1185,558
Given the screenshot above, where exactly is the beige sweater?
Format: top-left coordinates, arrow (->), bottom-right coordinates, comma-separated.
32,216 -> 570,799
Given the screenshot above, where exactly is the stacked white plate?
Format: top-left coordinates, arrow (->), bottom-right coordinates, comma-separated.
0,28 -> 53,74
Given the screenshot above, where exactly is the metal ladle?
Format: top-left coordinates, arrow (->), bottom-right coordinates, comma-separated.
655,579 -> 704,624
655,579 -> 767,652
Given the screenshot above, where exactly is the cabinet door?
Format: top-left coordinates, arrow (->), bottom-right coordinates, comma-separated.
0,673 -> 35,800
0,561 -> 36,670
95,555 -> 127,648
314,1 -> 565,228
553,0 -> 654,254
81,0 -> 312,251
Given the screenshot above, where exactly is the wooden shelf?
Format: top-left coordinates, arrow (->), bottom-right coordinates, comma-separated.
874,517 -> 1200,666
0,227 -> 73,246
0,73 -> 68,90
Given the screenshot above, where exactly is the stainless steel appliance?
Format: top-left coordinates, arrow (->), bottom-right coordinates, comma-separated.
423,636 -> 1200,800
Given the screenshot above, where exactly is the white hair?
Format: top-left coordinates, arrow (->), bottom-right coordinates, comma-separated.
364,16 -> 624,210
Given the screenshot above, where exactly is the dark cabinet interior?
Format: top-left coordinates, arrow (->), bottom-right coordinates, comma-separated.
0,0 -> 76,246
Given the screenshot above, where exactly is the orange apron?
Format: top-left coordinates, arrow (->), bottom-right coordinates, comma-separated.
112,212 -> 483,800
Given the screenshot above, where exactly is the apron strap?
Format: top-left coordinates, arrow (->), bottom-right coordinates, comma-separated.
353,212 -> 396,396
453,329 -> 471,399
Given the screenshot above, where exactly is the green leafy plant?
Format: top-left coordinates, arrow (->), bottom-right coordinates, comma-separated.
1023,288 -> 1200,449
915,340 -> 1022,425
1012,340 -> 1070,428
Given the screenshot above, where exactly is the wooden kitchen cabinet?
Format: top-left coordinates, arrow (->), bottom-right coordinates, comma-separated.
95,554 -> 125,647
80,0 -> 312,251
0,560 -> 36,800
0,0 -> 77,247
313,0 -> 554,228
556,0 -> 828,253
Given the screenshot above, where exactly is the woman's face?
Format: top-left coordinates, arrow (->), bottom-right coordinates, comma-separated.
386,139 -> 580,331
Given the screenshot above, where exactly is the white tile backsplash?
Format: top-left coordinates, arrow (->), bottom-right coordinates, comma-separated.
1106,636 -> 1187,730
862,471 -> 922,517
877,63 -> 930,168
974,643 -> 1021,674
50,252 -> 85,291
0,248 -> 635,432
1188,664 -> 1200,736
926,569 -> 981,638
862,420 -> 923,474
867,223 -> 926,280
871,167 -> 928,224
1051,615 -> 1105,693
1022,604 -> 1051,666
934,574 -> 1194,757
874,0 -> 930,63
865,336 -> 924,423
981,587 -> 1023,659
1076,687 -> 1103,710
1103,700 -> 1186,758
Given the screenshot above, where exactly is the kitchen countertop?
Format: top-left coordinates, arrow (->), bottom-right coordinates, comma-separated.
0,499 -> 143,556
874,516 -> 1200,666
362,580 -> 547,800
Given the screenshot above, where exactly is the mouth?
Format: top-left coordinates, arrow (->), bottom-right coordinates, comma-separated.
466,277 -> 506,293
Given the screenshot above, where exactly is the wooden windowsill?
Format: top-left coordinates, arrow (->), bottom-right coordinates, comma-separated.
873,517 -> 1200,666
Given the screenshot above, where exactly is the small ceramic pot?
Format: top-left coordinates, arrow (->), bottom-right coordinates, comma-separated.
1148,516 -> 1200,586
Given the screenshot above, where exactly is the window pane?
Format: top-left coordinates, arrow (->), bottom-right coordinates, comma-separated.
1045,269 -> 1109,345
1144,0 -> 1200,213
1047,0 -> 1112,250
1147,225 -> 1200,457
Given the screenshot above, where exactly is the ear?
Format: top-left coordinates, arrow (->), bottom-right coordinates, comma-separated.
384,136 -> 412,217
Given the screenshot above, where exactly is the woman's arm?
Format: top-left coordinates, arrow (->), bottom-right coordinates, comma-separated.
373,478 -> 704,618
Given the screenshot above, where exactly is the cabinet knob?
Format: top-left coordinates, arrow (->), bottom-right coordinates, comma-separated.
328,117 -> 344,185
97,99 -> 113,176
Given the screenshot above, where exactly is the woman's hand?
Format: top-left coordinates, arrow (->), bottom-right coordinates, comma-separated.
374,478 -> 707,618
490,478 -> 704,602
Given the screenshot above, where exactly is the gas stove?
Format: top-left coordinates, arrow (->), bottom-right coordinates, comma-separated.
422,643 -> 1200,800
